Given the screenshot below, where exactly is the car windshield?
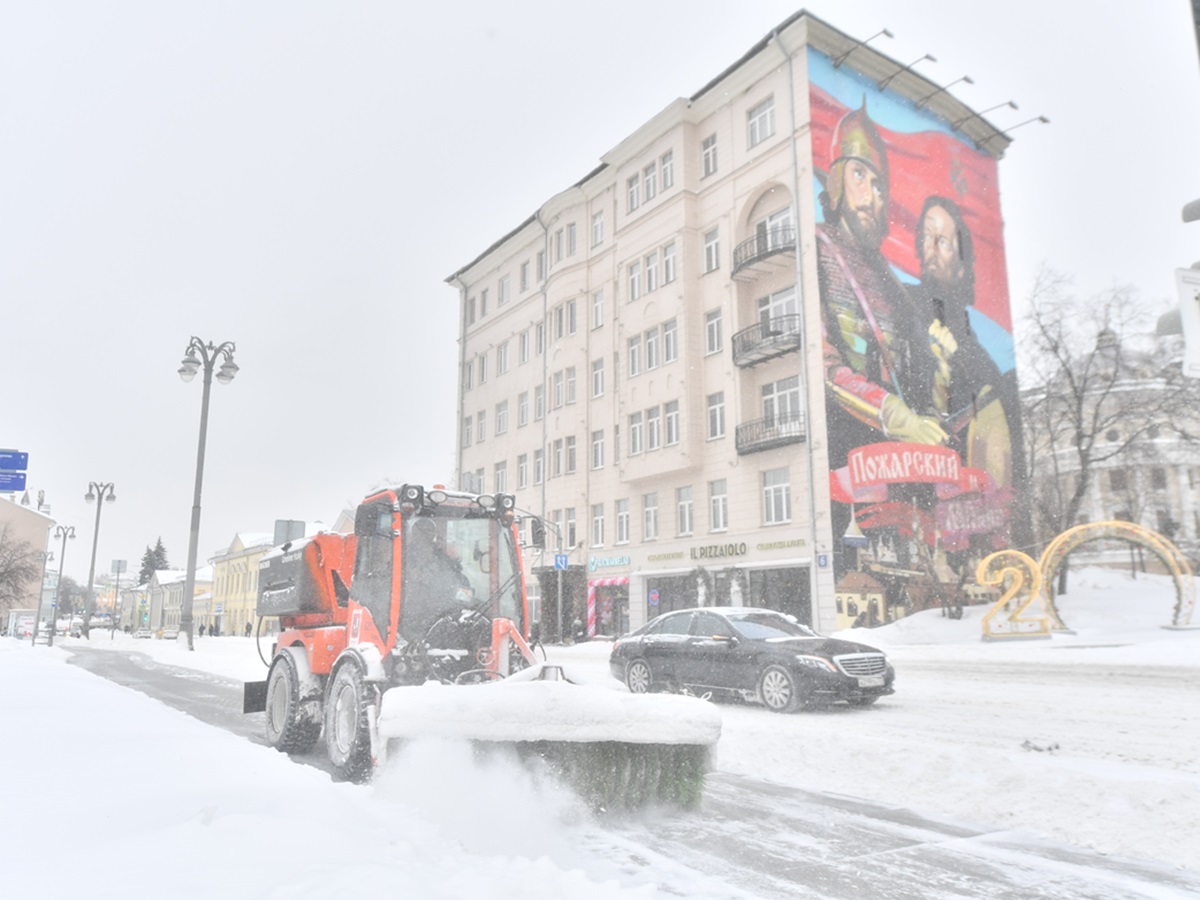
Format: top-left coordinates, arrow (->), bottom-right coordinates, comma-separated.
728,612 -> 818,641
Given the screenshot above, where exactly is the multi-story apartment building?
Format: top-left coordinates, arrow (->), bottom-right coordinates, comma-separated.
448,12 -> 1022,638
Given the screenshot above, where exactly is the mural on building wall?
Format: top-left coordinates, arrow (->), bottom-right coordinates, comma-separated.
808,49 -> 1026,616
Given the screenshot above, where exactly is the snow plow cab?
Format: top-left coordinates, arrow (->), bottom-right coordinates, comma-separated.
244,484 -> 719,809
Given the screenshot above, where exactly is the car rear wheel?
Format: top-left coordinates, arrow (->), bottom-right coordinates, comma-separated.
265,649 -> 322,753
625,659 -> 652,694
758,665 -> 800,713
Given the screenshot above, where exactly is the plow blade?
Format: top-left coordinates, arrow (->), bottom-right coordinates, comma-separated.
377,665 -> 721,811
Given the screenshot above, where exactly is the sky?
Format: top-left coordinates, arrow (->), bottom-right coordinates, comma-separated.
2,567 -> 1197,898
4,1 -> 1199,584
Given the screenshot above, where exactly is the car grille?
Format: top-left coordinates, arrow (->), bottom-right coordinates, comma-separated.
834,653 -> 887,677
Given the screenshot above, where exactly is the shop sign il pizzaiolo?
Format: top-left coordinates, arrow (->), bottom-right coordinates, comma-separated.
690,542 -> 748,560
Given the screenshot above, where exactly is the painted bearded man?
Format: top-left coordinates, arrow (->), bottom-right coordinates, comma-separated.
816,100 -> 950,470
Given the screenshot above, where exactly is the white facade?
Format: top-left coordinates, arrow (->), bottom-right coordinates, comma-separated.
447,13 -> 1007,637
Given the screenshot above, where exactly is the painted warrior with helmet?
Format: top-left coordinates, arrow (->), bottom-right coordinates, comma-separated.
817,98 -> 949,468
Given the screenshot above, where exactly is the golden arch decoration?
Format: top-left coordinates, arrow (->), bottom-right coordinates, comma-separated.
977,521 -> 1195,641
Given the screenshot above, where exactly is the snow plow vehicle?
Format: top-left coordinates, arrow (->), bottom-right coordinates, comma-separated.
243,483 -> 719,809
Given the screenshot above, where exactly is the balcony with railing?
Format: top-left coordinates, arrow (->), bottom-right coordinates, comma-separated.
732,226 -> 796,281
735,410 -> 806,455
731,314 -> 802,368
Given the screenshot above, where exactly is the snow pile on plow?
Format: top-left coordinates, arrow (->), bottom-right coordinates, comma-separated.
378,664 -> 721,810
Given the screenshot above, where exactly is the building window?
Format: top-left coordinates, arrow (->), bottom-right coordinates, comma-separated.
710,479 -> 728,531
567,298 -> 577,335
592,503 -> 605,548
498,275 -> 511,305
519,330 -> 529,364
707,392 -> 725,439
628,335 -> 642,377
629,412 -> 643,455
1109,469 -> 1128,491
592,210 -> 604,246
701,134 -> 718,177
592,289 -> 605,329
627,175 -> 640,213
535,322 -> 545,355
662,241 -> 677,284
554,229 -> 563,263
592,429 -> 605,470
705,309 -> 723,354
748,95 -> 775,147
1151,468 -> 1167,490
463,359 -> 474,390
763,376 -> 802,429
567,222 -> 577,256
517,391 -> 529,428
677,486 -> 694,536
552,370 -> 564,409
616,499 -> 630,544
591,358 -> 604,397
566,435 -> 577,474
643,162 -> 657,201
763,468 -> 791,525
660,149 -> 674,189
497,341 -> 509,374
495,400 -> 508,435
552,438 -> 563,477
462,416 -> 472,448
645,326 -> 660,370
476,410 -> 486,442
646,406 -> 662,451
517,454 -> 528,488
663,318 -> 678,363
537,250 -> 546,282
703,228 -> 720,273
520,260 -> 530,291
643,493 -> 659,540
554,304 -> 565,340
665,400 -> 680,445
534,385 -> 545,421
494,461 -> 507,493
566,367 -> 577,404
467,296 -> 476,325
628,261 -> 641,301
478,354 -> 488,384
534,449 -> 544,485
645,251 -> 658,292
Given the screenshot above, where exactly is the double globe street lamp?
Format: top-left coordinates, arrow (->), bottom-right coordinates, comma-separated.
178,337 -> 239,651
83,481 -> 116,639
43,524 -> 76,648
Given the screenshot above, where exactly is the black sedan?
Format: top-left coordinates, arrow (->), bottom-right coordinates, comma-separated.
609,607 -> 894,712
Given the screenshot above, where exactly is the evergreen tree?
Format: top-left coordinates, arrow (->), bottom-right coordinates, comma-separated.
137,537 -> 171,584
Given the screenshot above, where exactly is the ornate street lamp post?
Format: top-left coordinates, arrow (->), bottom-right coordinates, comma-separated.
46,525 -> 75,648
177,337 -> 239,651
30,549 -> 53,646
83,481 -> 116,640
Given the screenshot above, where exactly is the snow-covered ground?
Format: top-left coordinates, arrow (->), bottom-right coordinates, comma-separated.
2,567 -> 1196,898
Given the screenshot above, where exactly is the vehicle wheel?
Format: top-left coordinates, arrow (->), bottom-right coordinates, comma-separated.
324,662 -> 374,782
625,659 -> 652,694
758,665 -> 800,713
265,649 -> 321,753
849,695 -> 879,707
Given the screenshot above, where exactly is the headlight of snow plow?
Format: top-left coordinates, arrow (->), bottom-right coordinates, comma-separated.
795,655 -> 836,672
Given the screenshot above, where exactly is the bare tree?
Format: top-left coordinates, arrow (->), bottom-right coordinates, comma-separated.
0,522 -> 42,617
1019,268 -> 1200,587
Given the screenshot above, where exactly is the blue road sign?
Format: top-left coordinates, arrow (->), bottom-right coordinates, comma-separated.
0,471 -> 27,491
0,451 -> 28,470
554,553 -> 569,570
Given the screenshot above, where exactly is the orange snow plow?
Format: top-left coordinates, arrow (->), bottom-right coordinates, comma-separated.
243,484 -> 719,809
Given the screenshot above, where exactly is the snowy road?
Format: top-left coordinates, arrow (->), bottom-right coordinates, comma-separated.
63,643 -> 1200,899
